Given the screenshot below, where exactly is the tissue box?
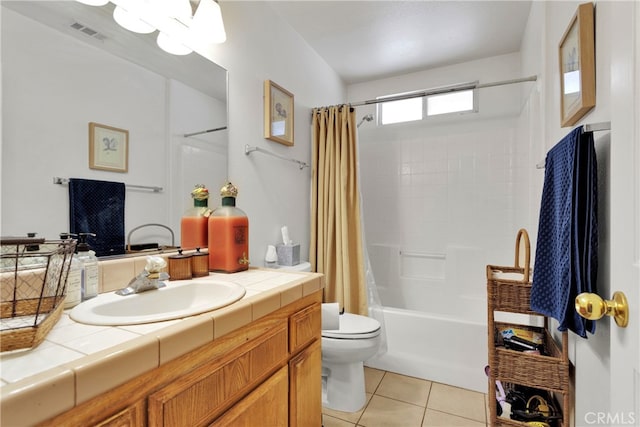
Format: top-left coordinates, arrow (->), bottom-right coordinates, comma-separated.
276,244 -> 300,266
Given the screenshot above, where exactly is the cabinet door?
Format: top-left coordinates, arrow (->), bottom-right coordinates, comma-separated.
148,323 -> 288,427
289,339 -> 322,427
94,401 -> 145,427
289,303 -> 321,354
209,366 -> 288,427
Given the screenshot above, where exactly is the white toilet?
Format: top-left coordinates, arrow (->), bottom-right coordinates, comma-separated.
321,312 -> 381,412
275,260 -> 381,413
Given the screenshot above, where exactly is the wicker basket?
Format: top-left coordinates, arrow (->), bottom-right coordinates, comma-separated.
487,229 -> 571,427
1,237 -> 76,352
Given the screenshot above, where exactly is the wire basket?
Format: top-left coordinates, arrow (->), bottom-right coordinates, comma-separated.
1,237 -> 77,352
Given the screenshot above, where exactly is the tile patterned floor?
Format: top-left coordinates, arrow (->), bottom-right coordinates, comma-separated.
322,367 -> 488,427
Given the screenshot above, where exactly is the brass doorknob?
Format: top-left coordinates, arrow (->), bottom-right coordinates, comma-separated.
575,292 -> 629,327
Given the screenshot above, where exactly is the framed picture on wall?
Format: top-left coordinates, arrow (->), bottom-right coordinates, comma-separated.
264,80 -> 294,146
89,122 -> 129,172
558,2 -> 595,128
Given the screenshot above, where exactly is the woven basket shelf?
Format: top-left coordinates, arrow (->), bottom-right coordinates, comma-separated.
487,229 -> 571,427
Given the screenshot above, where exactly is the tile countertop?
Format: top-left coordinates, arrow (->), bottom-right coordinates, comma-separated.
0,268 -> 324,425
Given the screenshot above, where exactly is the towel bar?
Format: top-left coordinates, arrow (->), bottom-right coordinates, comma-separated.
53,177 -> 163,192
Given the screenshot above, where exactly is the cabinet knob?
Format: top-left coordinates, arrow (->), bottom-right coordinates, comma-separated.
575,291 -> 629,327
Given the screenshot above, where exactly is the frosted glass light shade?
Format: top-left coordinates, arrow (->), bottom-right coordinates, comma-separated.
191,0 -> 226,43
158,0 -> 192,20
157,32 -> 193,55
113,5 -> 155,34
76,0 -> 109,5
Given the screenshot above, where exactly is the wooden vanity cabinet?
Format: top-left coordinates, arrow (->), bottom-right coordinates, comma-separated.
94,401 -> 145,427
39,291 -> 322,427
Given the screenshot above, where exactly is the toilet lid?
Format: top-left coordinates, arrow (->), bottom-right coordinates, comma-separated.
322,313 -> 381,339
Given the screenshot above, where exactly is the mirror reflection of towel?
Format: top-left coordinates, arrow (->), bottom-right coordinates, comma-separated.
531,127 -> 598,338
69,178 -> 125,257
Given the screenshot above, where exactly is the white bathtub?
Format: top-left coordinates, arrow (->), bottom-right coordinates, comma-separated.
365,244 -> 489,393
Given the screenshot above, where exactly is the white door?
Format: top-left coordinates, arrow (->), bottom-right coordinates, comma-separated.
608,2 -> 640,425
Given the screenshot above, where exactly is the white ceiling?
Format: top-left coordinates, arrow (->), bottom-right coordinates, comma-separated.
267,1 -> 533,84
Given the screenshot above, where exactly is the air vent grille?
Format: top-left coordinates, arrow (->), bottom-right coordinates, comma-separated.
69,21 -> 106,41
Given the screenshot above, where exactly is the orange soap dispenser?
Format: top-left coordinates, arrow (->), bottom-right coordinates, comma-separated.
208,182 -> 249,273
181,184 -> 211,250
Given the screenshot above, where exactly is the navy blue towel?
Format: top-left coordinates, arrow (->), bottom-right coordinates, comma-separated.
69,178 -> 126,257
531,127 -> 598,338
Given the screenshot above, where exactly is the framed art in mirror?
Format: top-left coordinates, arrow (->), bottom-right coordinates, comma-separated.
559,2 -> 595,128
89,122 -> 129,172
264,80 -> 294,146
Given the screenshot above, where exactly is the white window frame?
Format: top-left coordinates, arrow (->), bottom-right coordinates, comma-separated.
376,81 -> 478,126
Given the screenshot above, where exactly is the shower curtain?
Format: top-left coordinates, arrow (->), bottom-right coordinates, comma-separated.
310,105 -> 367,315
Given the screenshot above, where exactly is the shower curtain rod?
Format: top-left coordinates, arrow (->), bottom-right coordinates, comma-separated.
349,75 -> 538,107
184,126 -> 227,138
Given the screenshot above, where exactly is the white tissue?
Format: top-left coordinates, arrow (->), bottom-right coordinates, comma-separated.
321,303 -> 340,330
145,255 -> 167,273
265,245 -> 277,263
281,226 -> 292,245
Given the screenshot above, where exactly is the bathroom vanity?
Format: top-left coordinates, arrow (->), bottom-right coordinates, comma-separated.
0,267 -> 323,426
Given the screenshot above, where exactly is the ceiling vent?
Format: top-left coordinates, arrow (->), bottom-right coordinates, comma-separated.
69,21 -> 107,41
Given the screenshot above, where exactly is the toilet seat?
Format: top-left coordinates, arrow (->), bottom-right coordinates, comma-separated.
322,313 -> 381,339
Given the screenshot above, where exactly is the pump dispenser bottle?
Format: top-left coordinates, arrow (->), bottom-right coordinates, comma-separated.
181,184 -> 211,250
208,182 -> 249,273
77,233 -> 99,300
60,233 -> 82,309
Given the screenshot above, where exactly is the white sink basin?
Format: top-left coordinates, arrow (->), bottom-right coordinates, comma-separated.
70,278 -> 246,326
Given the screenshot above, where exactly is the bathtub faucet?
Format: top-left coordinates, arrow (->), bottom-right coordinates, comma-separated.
115,256 -> 169,296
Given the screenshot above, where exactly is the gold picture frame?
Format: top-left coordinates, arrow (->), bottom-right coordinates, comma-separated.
89,122 -> 129,172
264,80 -> 294,146
559,2 -> 595,128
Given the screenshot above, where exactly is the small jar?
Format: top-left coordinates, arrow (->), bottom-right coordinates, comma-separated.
168,249 -> 192,281
191,248 -> 209,277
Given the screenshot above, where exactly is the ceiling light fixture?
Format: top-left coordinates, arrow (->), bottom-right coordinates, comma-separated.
191,0 -> 226,44
75,0 -> 226,56
75,0 -> 109,5
157,31 -> 193,56
112,5 -> 155,34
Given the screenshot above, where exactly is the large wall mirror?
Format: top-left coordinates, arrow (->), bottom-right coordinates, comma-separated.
1,1 -> 228,257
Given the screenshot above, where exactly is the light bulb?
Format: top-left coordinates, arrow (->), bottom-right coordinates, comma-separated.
76,0 -> 109,5
113,5 -> 155,34
157,32 -> 193,56
158,0 -> 192,20
191,0 -> 226,44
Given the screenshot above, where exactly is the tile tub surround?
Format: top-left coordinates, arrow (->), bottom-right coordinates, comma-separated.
0,259 -> 324,426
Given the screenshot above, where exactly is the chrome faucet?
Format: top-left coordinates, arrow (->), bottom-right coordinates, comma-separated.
116,256 -> 169,296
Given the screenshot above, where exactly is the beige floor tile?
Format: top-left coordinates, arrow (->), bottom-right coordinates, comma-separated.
427,383 -> 486,423
323,393 -> 372,424
323,414 -> 357,427
358,395 -> 425,427
423,409 -> 486,426
364,366 -> 385,393
375,372 -> 431,407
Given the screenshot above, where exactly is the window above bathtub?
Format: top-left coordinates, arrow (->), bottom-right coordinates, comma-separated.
376,82 -> 478,126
